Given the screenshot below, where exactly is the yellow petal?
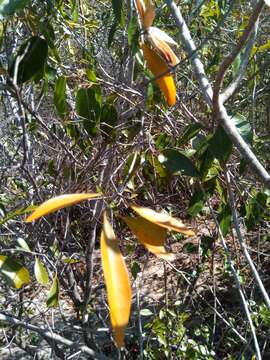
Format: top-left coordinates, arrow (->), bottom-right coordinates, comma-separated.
123,216 -> 176,260
148,27 -> 178,47
141,43 -> 176,106
101,212 -> 132,348
148,32 -> 179,66
25,193 -> 101,222
131,205 -> 195,236
135,0 -> 155,28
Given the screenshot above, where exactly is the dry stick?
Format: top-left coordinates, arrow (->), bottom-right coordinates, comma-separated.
166,262 -> 249,347
0,312 -> 109,360
165,0 -> 270,190
225,169 -> 270,310
201,188 -> 262,360
213,0 -> 264,107
221,18 -> 259,103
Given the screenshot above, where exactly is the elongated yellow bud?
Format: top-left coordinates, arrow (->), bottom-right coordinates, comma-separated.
141,44 -> 176,106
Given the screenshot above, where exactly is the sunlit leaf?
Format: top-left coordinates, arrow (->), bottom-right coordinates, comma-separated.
131,205 -> 195,236
47,274 -> 59,307
25,193 -> 101,222
123,216 -> 176,260
101,212 -> 131,348
0,255 -> 30,289
16,237 -> 31,252
141,43 -> 176,106
34,257 -> 49,285
158,149 -> 200,177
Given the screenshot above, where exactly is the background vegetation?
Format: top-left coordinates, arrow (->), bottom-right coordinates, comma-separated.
1,0 -> 270,358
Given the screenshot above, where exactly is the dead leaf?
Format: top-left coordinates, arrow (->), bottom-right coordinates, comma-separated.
101,212 -> 132,348
123,216 -> 176,260
131,205 -> 195,236
25,193 -> 101,222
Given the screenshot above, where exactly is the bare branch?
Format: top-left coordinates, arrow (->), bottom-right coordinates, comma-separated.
221,19 -> 258,103
165,0 -> 213,106
213,0 -> 264,109
165,0 -> 270,190
0,312 -> 109,360
202,187 -> 262,360
225,169 -> 270,310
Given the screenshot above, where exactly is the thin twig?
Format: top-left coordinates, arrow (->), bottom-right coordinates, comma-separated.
225,168 -> 270,310
0,312 -> 109,360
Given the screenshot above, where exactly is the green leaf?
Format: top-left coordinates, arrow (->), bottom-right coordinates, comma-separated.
127,16 -> 139,54
128,16 -> 137,45
0,255 -> 30,288
54,76 -> 67,118
245,192 -> 267,231
198,147 -> 214,177
155,133 -> 175,150
111,0 -> 123,24
0,0 -> 29,17
86,67 -> 97,82
108,21 -> 118,47
178,123 -> 203,146
100,103 -> 118,138
188,188 -> 205,217
0,205 -> 35,225
47,274 -> 59,307
158,149 -> 200,177
34,257 -> 49,285
232,54 -> 241,78
16,237 -> 31,252
209,125 -> 232,164
230,113 -> 253,144
140,309 -> 153,316
131,261 -> 141,280
217,204 -> 231,236
75,87 -> 102,136
9,36 -> 48,84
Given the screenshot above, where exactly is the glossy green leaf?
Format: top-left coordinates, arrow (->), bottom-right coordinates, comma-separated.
54,76 -> 67,118
34,257 -> 49,285
75,87 -> 102,136
9,36 -> 48,84
178,123 -> 203,146
47,274 -> 59,307
158,149 -> 200,177
0,255 -> 30,288
230,113 -> 253,144
0,0 -> 29,17
209,125 -> 232,164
